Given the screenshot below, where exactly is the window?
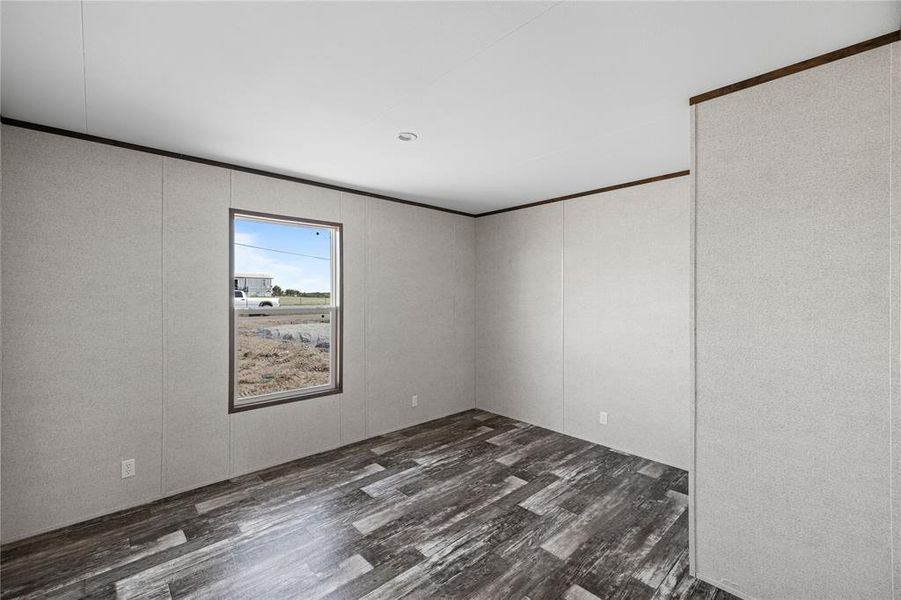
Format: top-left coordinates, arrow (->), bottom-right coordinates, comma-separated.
229,210 -> 341,412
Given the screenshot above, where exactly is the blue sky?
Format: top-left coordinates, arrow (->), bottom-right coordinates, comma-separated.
234,217 -> 332,293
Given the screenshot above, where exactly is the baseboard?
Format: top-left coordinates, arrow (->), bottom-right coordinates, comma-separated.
474,402 -> 687,471
1,491 -> 163,546
696,573 -> 760,600
1,407 -> 479,546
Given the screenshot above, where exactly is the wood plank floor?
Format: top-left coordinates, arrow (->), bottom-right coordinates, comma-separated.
0,410 -> 737,600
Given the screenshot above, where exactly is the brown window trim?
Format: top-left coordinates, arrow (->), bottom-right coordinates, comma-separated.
228,208 -> 343,414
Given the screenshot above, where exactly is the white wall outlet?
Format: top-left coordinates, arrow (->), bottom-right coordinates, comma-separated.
411,395 -> 419,407
121,458 -> 136,479
599,411 -> 608,425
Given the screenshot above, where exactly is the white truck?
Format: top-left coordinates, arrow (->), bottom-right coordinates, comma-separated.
233,290 -> 280,310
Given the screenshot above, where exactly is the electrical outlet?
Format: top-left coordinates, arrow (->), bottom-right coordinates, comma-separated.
121,459 -> 135,479
411,395 -> 419,407
598,411 -> 608,425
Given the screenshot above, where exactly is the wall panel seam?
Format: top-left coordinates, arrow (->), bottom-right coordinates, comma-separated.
891,40 -> 897,600
363,196 -> 369,438
561,203 -> 566,433
688,104 -> 699,576
159,157 -> 166,496
471,221 -> 476,407
453,219 -> 458,408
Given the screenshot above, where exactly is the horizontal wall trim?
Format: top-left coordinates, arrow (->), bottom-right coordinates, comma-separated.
0,117 -> 473,217
474,170 -> 691,217
690,29 -> 900,105
1,117 -> 688,219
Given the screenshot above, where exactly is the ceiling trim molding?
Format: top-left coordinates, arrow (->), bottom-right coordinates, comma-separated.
689,29 -> 900,106
1,116 -> 690,218
474,170 -> 691,218
0,116 -> 474,217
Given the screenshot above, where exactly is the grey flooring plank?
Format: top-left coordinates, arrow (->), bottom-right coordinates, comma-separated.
0,409 -> 738,600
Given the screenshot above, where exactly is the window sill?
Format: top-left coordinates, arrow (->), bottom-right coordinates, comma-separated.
228,385 -> 343,414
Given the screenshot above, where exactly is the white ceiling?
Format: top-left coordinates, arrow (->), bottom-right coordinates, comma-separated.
3,1 -> 900,214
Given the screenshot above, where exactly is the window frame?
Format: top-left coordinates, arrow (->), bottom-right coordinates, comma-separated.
228,208 -> 343,413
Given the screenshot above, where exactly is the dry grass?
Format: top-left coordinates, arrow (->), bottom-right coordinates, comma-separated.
236,332 -> 329,398
276,296 -> 331,306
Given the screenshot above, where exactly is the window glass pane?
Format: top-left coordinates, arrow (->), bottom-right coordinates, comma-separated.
233,218 -> 332,304
236,311 -> 332,399
232,214 -> 338,406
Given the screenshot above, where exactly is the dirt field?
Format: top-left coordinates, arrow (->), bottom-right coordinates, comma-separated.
236,313 -> 331,398
277,296 -> 331,306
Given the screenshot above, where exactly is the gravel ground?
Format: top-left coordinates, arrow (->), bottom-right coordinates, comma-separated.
236,315 -> 332,398
253,322 -> 330,347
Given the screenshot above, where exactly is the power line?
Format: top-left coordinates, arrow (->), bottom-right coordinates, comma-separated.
234,242 -> 330,261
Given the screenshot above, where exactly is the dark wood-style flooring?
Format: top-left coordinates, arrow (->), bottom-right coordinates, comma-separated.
0,410 -> 736,599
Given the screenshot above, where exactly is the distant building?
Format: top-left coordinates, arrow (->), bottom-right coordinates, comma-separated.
234,273 -> 274,297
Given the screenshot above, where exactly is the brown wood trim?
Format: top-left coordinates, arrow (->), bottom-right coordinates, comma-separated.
474,170 -> 691,217
690,29 -> 900,106
228,387 -> 344,414
2,116 -> 691,218
228,209 -> 344,414
0,116 -> 474,217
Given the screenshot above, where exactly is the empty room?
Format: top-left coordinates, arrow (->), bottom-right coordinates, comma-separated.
0,1 -> 900,599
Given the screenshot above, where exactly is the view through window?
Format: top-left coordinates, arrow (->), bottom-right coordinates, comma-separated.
231,211 -> 341,410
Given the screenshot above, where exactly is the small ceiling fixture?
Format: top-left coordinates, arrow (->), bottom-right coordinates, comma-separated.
397,132 -> 418,142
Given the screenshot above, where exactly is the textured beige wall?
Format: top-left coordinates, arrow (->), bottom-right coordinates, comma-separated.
1,127 -> 164,542
1,39 -> 5,544
0,126 -> 476,542
1,44 -> 4,545
366,200 -> 475,436
564,176 -> 690,469
162,159 -> 230,494
475,204 -> 565,432
475,180 -> 691,469
893,40 -> 900,600
340,192 -> 368,445
692,45 -> 895,600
